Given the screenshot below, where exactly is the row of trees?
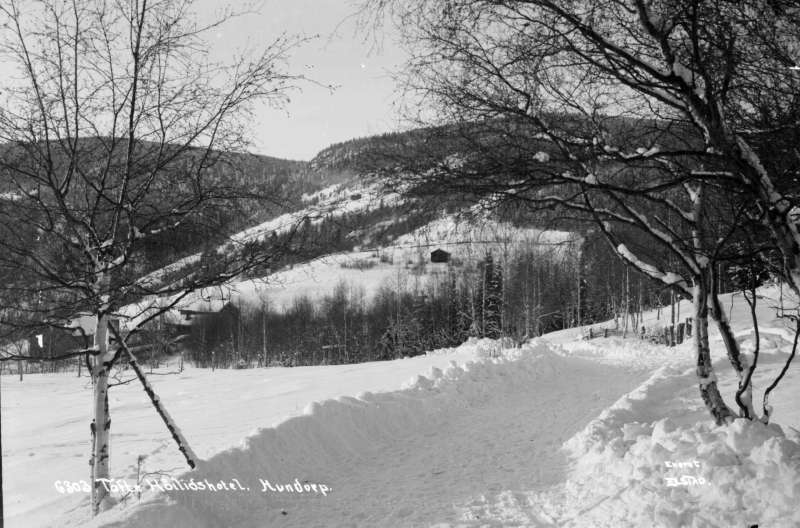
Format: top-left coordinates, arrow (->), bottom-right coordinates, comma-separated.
183,232 -> 678,367
6,227 -> 696,375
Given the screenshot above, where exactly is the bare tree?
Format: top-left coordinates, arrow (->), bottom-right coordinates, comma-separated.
0,0 -> 306,515
362,0 -> 800,424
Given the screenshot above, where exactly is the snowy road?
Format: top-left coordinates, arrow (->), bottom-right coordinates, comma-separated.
261,357 -> 646,528
87,345 -> 651,528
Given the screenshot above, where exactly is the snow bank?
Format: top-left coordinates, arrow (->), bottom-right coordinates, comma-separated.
555,335 -> 694,371
84,341 -> 564,527
541,363 -> 800,527
449,319 -> 800,528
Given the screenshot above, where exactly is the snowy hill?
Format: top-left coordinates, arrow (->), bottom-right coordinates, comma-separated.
136,179 -> 400,288
7,283 -> 800,527
210,212 -> 575,311
126,204 -> 578,331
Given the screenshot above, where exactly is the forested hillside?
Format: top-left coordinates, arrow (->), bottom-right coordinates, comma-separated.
5,128 -> 753,371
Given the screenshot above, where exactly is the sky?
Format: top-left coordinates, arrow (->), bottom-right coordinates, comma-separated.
200,0 -> 408,161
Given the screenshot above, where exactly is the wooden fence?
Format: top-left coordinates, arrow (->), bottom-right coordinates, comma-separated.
584,317 -> 694,347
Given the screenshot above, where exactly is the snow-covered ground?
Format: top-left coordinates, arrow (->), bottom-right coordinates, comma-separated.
5,346 -> 483,527
5,286 -> 800,527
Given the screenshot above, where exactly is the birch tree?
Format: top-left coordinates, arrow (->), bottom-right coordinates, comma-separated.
0,0 -> 304,515
363,0 -> 799,424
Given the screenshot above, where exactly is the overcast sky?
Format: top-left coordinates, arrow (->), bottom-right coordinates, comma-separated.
200,0 -> 407,161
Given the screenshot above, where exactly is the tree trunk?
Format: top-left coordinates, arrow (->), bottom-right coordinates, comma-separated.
708,293 -> 744,373
611,293 -> 618,329
670,289 -> 676,346
693,282 -> 735,425
535,265 -> 541,335
685,183 -> 734,424
708,275 -> 750,417
262,307 -> 267,367
622,268 -> 630,338
636,278 -> 643,332
126,349 -> 198,469
576,256 -> 581,328
91,313 -> 113,514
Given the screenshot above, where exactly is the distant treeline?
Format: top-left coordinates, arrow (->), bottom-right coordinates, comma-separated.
5,229 -> 752,374
182,230 -> 714,368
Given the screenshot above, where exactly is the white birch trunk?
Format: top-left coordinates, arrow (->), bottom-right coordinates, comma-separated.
126,348 -> 199,469
688,183 -> 735,424
105,324 -> 200,471
708,276 -> 750,417
693,282 -> 735,425
91,313 -> 113,514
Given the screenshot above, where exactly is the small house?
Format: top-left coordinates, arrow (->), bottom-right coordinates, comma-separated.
430,249 -> 451,263
26,326 -> 90,358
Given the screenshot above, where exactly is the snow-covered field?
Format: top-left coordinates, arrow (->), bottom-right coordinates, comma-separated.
5,346 -> 485,527
5,286 -> 800,527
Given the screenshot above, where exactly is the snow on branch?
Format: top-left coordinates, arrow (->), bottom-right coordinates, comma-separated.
616,243 -> 691,295
614,198 -> 700,276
